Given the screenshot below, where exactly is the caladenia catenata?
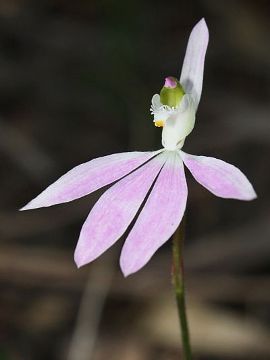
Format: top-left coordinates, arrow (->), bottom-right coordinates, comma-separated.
21,19 -> 257,358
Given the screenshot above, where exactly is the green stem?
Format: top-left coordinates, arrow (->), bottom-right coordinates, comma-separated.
172,217 -> 192,360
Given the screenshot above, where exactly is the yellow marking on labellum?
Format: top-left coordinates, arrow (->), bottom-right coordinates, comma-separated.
154,120 -> 164,127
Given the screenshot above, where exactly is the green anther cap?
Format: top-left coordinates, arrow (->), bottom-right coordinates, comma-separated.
160,76 -> 185,107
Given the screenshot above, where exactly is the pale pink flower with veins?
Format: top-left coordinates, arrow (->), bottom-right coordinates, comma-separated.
21,19 -> 256,276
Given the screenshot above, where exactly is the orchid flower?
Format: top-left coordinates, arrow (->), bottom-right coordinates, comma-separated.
21,18 -> 256,277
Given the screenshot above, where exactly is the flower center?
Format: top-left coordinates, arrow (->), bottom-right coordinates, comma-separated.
152,76 -> 185,128
160,76 -> 185,108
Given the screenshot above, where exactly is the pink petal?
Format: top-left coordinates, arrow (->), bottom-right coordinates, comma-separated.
181,151 -> 257,200
74,152 -> 168,268
120,152 -> 187,277
180,18 -> 209,110
21,151 -> 161,210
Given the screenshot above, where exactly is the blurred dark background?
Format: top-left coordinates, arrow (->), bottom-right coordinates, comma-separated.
0,0 -> 269,359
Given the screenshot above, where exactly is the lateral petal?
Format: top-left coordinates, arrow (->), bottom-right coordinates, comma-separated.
181,151 -> 257,200
120,152 -> 187,276
21,151 -> 161,210
74,152 -> 168,268
180,18 -> 209,110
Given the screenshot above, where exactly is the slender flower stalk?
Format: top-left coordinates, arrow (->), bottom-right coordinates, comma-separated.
172,218 -> 192,360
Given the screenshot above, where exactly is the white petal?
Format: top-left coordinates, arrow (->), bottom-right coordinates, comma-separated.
74,152 -> 168,267
180,18 -> 209,110
181,151 -> 257,201
21,151 -> 161,210
151,94 -> 162,110
120,152 -> 187,276
162,94 -> 196,150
